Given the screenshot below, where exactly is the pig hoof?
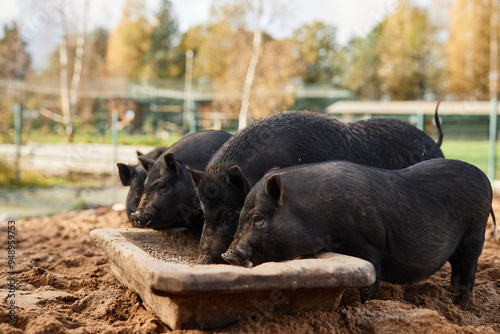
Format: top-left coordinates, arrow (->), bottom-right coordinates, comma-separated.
242,260 -> 253,268
221,252 -> 240,266
453,294 -> 472,310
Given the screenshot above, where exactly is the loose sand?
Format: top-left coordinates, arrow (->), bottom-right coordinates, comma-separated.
1,197 -> 499,333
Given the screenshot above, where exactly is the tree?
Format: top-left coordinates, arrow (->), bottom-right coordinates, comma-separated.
59,2 -> 88,142
342,24 -> 383,100
0,22 -> 31,80
106,0 -> 152,79
33,1 -> 95,142
376,1 -> 437,100
251,38 -> 301,118
341,1 -> 444,101
88,27 -> 109,77
291,21 -> 342,85
447,0 -> 497,99
169,1 -> 300,122
44,27 -> 108,80
0,22 -> 31,139
143,0 -> 178,79
172,1 -> 301,121
37,0 -> 90,142
169,25 -> 203,78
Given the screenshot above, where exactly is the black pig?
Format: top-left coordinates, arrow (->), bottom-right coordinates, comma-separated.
188,110 -> 444,264
222,159 -> 499,308
131,130 -> 231,230
136,147 -> 167,160
117,147 -> 167,222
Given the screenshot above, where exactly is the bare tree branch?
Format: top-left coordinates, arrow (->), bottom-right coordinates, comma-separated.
55,0 -> 90,142
70,0 -> 89,109
40,107 -> 64,123
58,1 -> 73,141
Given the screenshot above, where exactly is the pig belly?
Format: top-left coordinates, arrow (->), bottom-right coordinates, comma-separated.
380,248 -> 454,284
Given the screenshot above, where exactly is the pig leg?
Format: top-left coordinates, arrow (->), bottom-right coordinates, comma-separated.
450,232 -> 485,309
359,280 -> 379,303
359,256 -> 382,303
448,254 -> 460,292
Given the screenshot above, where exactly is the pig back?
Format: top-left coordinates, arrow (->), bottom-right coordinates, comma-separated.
167,130 -> 231,170
346,118 -> 444,169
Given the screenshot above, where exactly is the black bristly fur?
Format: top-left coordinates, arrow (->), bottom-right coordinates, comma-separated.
191,110 -> 444,264
228,159 -> 494,309
131,130 -> 231,230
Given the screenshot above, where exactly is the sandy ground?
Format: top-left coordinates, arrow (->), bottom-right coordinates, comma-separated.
1,197 -> 499,333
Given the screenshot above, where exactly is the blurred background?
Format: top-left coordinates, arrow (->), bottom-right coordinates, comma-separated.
1,0 -> 499,218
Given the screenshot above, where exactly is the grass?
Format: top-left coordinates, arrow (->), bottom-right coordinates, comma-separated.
440,140 -> 499,175
0,159 -> 117,189
0,167 -> 79,188
0,170 -> 114,189
72,199 -> 88,211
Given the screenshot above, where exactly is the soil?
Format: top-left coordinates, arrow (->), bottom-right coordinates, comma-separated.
1,197 -> 500,333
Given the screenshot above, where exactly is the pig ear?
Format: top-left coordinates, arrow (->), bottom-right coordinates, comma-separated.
164,152 -> 181,176
187,167 -> 204,187
265,174 -> 285,206
227,165 -> 250,196
136,150 -> 144,158
117,163 -> 134,186
138,156 -> 155,173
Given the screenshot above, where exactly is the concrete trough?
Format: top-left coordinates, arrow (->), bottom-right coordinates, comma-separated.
90,228 -> 376,330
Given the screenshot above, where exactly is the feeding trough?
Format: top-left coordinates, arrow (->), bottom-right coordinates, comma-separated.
90,228 -> 376,330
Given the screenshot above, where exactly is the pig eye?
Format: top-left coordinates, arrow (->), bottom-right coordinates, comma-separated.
252,214 -> 265,227
226,210 -> 238,221
158,182 -> 167,190
135,190 -> 143,198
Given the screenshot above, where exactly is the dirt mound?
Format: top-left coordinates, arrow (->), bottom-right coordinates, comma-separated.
1,197 -> 499,333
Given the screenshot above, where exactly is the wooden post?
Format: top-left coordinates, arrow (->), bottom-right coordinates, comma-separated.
183,50 -> 195,134
416,111 -> 425,131
488,0 -> 498,181
112,110 -> 119,178
12,103 -> 22,182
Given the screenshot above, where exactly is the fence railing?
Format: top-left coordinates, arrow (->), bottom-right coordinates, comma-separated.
0,143 -> 155,176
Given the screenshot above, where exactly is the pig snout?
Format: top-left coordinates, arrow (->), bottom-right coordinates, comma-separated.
221,248 -> 253,268
130,211 -> 151,228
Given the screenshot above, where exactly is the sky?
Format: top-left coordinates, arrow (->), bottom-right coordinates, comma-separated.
0,0 -> 433,70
